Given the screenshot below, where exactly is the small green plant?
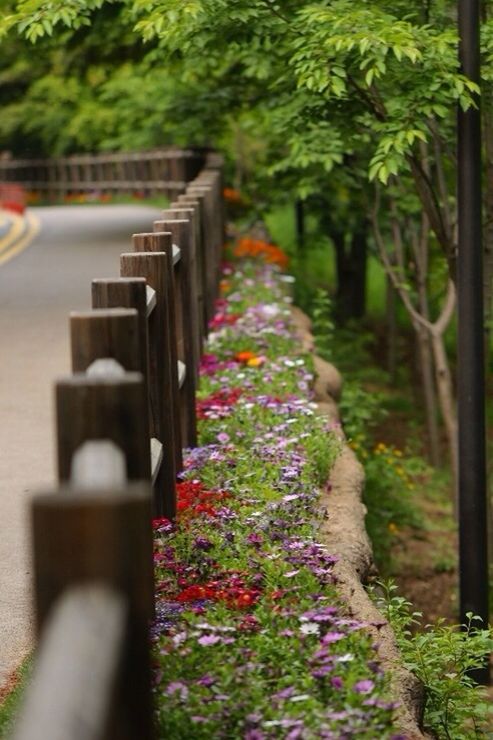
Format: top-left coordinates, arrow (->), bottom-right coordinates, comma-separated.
310,296 -> 423,568
373,582 -> 493,739
312,288 -> 336,360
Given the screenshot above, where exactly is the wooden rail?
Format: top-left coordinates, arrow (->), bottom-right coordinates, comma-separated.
10,152 -> 225,739
0,148 -> 206,200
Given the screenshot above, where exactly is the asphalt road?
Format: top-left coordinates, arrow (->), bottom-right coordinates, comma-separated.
0,204 -> 162,687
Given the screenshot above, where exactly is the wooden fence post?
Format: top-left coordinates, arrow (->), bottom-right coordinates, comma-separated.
56,374 -> 150,483
161,207 -> 205,356
11,585 -> 128,740
120,250 -> 178,518
152,219 -> 198,448
176,191 -> 216,322
70,307 -> 141,373
187,182 -> 222,300
32,475 -> 154,739
69,306 -> 150,443
91,278 -> 151,433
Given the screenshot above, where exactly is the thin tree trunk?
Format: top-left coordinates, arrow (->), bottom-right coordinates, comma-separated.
431,331 -> 458,495
386,276 -> 397,383
295,199 -> 305,252
412,214 -> 441,467
416,324 -> 441,466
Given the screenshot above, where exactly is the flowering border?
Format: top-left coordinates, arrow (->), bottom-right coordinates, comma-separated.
151,258 -> 405,739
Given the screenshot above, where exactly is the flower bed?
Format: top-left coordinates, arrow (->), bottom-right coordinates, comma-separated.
152,258 -> 405,739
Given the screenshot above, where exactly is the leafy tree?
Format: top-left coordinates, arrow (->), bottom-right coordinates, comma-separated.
1,0 -> 490,475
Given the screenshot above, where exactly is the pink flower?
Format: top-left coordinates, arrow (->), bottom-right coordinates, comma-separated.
353,679 -> 375,694
198,634 -> 221,646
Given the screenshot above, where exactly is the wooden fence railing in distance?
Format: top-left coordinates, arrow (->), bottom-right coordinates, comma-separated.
0,148 -> 206,200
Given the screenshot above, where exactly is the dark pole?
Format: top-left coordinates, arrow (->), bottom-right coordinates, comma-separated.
458,0 -> 490,684
295,198 -> 305,251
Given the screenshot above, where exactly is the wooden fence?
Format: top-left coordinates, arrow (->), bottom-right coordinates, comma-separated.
0,148 -> 206,200
10,153 -> 225,740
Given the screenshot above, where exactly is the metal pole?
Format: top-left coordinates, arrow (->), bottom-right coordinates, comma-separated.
458,0 -> 490,684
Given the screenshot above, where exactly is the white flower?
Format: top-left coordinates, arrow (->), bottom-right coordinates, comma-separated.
300,622 -> 320,635
289,694 -> 311,702
336,653 -> 354,663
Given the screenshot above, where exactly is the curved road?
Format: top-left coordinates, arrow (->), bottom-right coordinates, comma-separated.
0,204 -> 162,687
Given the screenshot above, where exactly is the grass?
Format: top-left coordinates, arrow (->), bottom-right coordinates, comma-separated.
264,203 -> 388,321
0,656 -> 32,737
29,194 -> 170,209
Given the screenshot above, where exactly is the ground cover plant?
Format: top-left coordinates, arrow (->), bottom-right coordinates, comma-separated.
151,249 -> 406,738
374,584 -> 493,739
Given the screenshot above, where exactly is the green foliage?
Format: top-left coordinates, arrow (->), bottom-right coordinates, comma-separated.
312,289 -> 336,361
374,583 -> 493,739
309,290 -> 423,566
0,0 -> 480,178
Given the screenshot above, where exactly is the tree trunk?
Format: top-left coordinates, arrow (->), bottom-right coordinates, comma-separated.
386,276 -> 397,383
431,332 -> 458,497
415,325 -> 441,466
295,199 -> 305,252
414,252 -> 441,467
332,223 -> 368,323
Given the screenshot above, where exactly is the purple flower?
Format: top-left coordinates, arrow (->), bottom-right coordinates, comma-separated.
217,432 -> 230,444
273,686 -> 295,700
198,634 -> 221,646
197,674 -> 215,687
286,728 -> 304,740
193,536 -> 214,551
244,731 -> 265,740
322,632 -> 346,644
165,681 -> 188,700
246,532 -> 263,548
331,676 -> 343,689
312,664 -> 333,679
353,679 -> 375,694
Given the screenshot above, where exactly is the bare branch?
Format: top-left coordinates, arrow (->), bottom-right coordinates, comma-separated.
371,188 -> 432,332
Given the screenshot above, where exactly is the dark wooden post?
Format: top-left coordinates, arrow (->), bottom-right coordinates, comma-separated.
32,479 -> 154,739
187,185 -> 222,311
69,308 -> 151,465
70,308 -> 140,374
175,196 -> 209,330
153,219 -> 198,448
162,207 -> 205,357
120,250 -> 179,518
11,585 -> 128,740
91,278 -> 151,433
56,374 -> 150,483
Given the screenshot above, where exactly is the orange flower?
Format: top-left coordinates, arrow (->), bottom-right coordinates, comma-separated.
235,351 -> 256,363
233,237 -> 289,269
223,187 -> 243,204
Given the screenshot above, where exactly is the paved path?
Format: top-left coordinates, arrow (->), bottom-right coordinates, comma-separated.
0,204 -> 162,687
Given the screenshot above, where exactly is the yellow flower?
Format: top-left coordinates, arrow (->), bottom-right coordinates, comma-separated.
247,356 -> 265,368
388,522 -> 399,534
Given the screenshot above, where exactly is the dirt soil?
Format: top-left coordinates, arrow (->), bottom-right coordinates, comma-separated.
371,408 -> 458,626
